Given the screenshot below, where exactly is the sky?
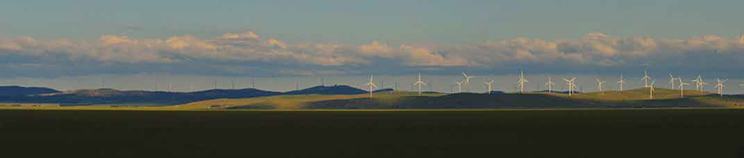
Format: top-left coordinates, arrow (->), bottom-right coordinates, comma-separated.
0,0 -> 743,92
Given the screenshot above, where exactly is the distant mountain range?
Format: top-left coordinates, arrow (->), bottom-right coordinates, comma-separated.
0,85 -> 371,105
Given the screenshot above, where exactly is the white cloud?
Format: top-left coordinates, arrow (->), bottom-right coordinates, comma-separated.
0,31 -> 743,77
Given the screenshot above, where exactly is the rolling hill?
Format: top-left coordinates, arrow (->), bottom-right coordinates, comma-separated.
0,85 -> 371,106
0,88 -> 280,105
0,84 -> 741,110
0,86 -> 59,96
284,85 -> 367,95
175,88 -> 744,110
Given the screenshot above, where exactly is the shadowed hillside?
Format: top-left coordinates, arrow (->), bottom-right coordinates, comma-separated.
0,86 -> 59,96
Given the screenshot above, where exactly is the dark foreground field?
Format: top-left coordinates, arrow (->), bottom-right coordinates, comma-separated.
2,109 -> 744,158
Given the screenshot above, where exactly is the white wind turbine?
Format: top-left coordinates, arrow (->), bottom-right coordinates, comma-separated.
595,78 -> 606,93
484,80 -> 495,94
517,71 -> 528,93
668,73 -> 676,90
641,70 -> 652,88
563,77 -> 577,96
678,78 -> 689,98
413,73 -> 427,96
617,74 -> 626,92
692,75 -> 707,92
455,80 -> 464,93
714,78 -> 727,97
365,75 -> 378,98
545,76 -> 555,93
649,80 -> 656,99
462,72 -> 474,92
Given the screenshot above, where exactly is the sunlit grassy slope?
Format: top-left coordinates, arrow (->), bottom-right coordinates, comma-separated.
175,91 -> 443,110
559,88 -> 710,101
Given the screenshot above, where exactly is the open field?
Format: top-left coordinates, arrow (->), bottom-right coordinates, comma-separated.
2,109 -> 744,157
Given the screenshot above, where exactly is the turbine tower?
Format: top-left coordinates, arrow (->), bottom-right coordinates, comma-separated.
641,70 -> 652,88
595,78 -> 606,93
678,78 -> 689,98
649,80 -> 656,99
617,74 -> 626,92
692,75 -> 707,92
714,78 -> 727,97
545,76 -> 555,93
455,80 -> 463,93
517,71 -> 528,93
462,72 -> 474,92
484,80 -> 495,94
365,75 -> 377,98
413,73 -> 427,96
668,73 -> 676,90
563,77 -> 576,96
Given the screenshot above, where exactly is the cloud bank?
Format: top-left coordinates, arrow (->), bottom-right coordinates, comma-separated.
0,31 -> 743,77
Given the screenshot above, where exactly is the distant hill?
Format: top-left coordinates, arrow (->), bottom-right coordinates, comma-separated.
0,85 -> 741,109
284,85 -> 367,95
305,93 -> 595,109
0,88 -> 280,105
0,84 -> 392,106
179,88 -> 743,110
0,86 -> 59,96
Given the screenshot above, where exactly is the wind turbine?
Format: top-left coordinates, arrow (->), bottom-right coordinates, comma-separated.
563,77 -> 576,96
545,76 -> 555,93
251,77 -> 256,89
595,78 -> 606,93
380,80 -> 385,90
413,73 -> 427,96
714,78 -> 727,97
678,78 -> 689,98
668,73 -> 676,90
394,82 -> 399,92
455,80 -> 463,93
641,70 -> 652,88
617,74 -> 626,92
365,75 -> 377,98
692,75 -> 707,92
462,72 -> 474,92
484,80 -> 495,94
517,70 -> 528,93
649,80 -> 656,99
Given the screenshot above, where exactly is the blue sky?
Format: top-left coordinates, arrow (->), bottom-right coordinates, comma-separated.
2,0 -> 744,42
0,0 -> 743,92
